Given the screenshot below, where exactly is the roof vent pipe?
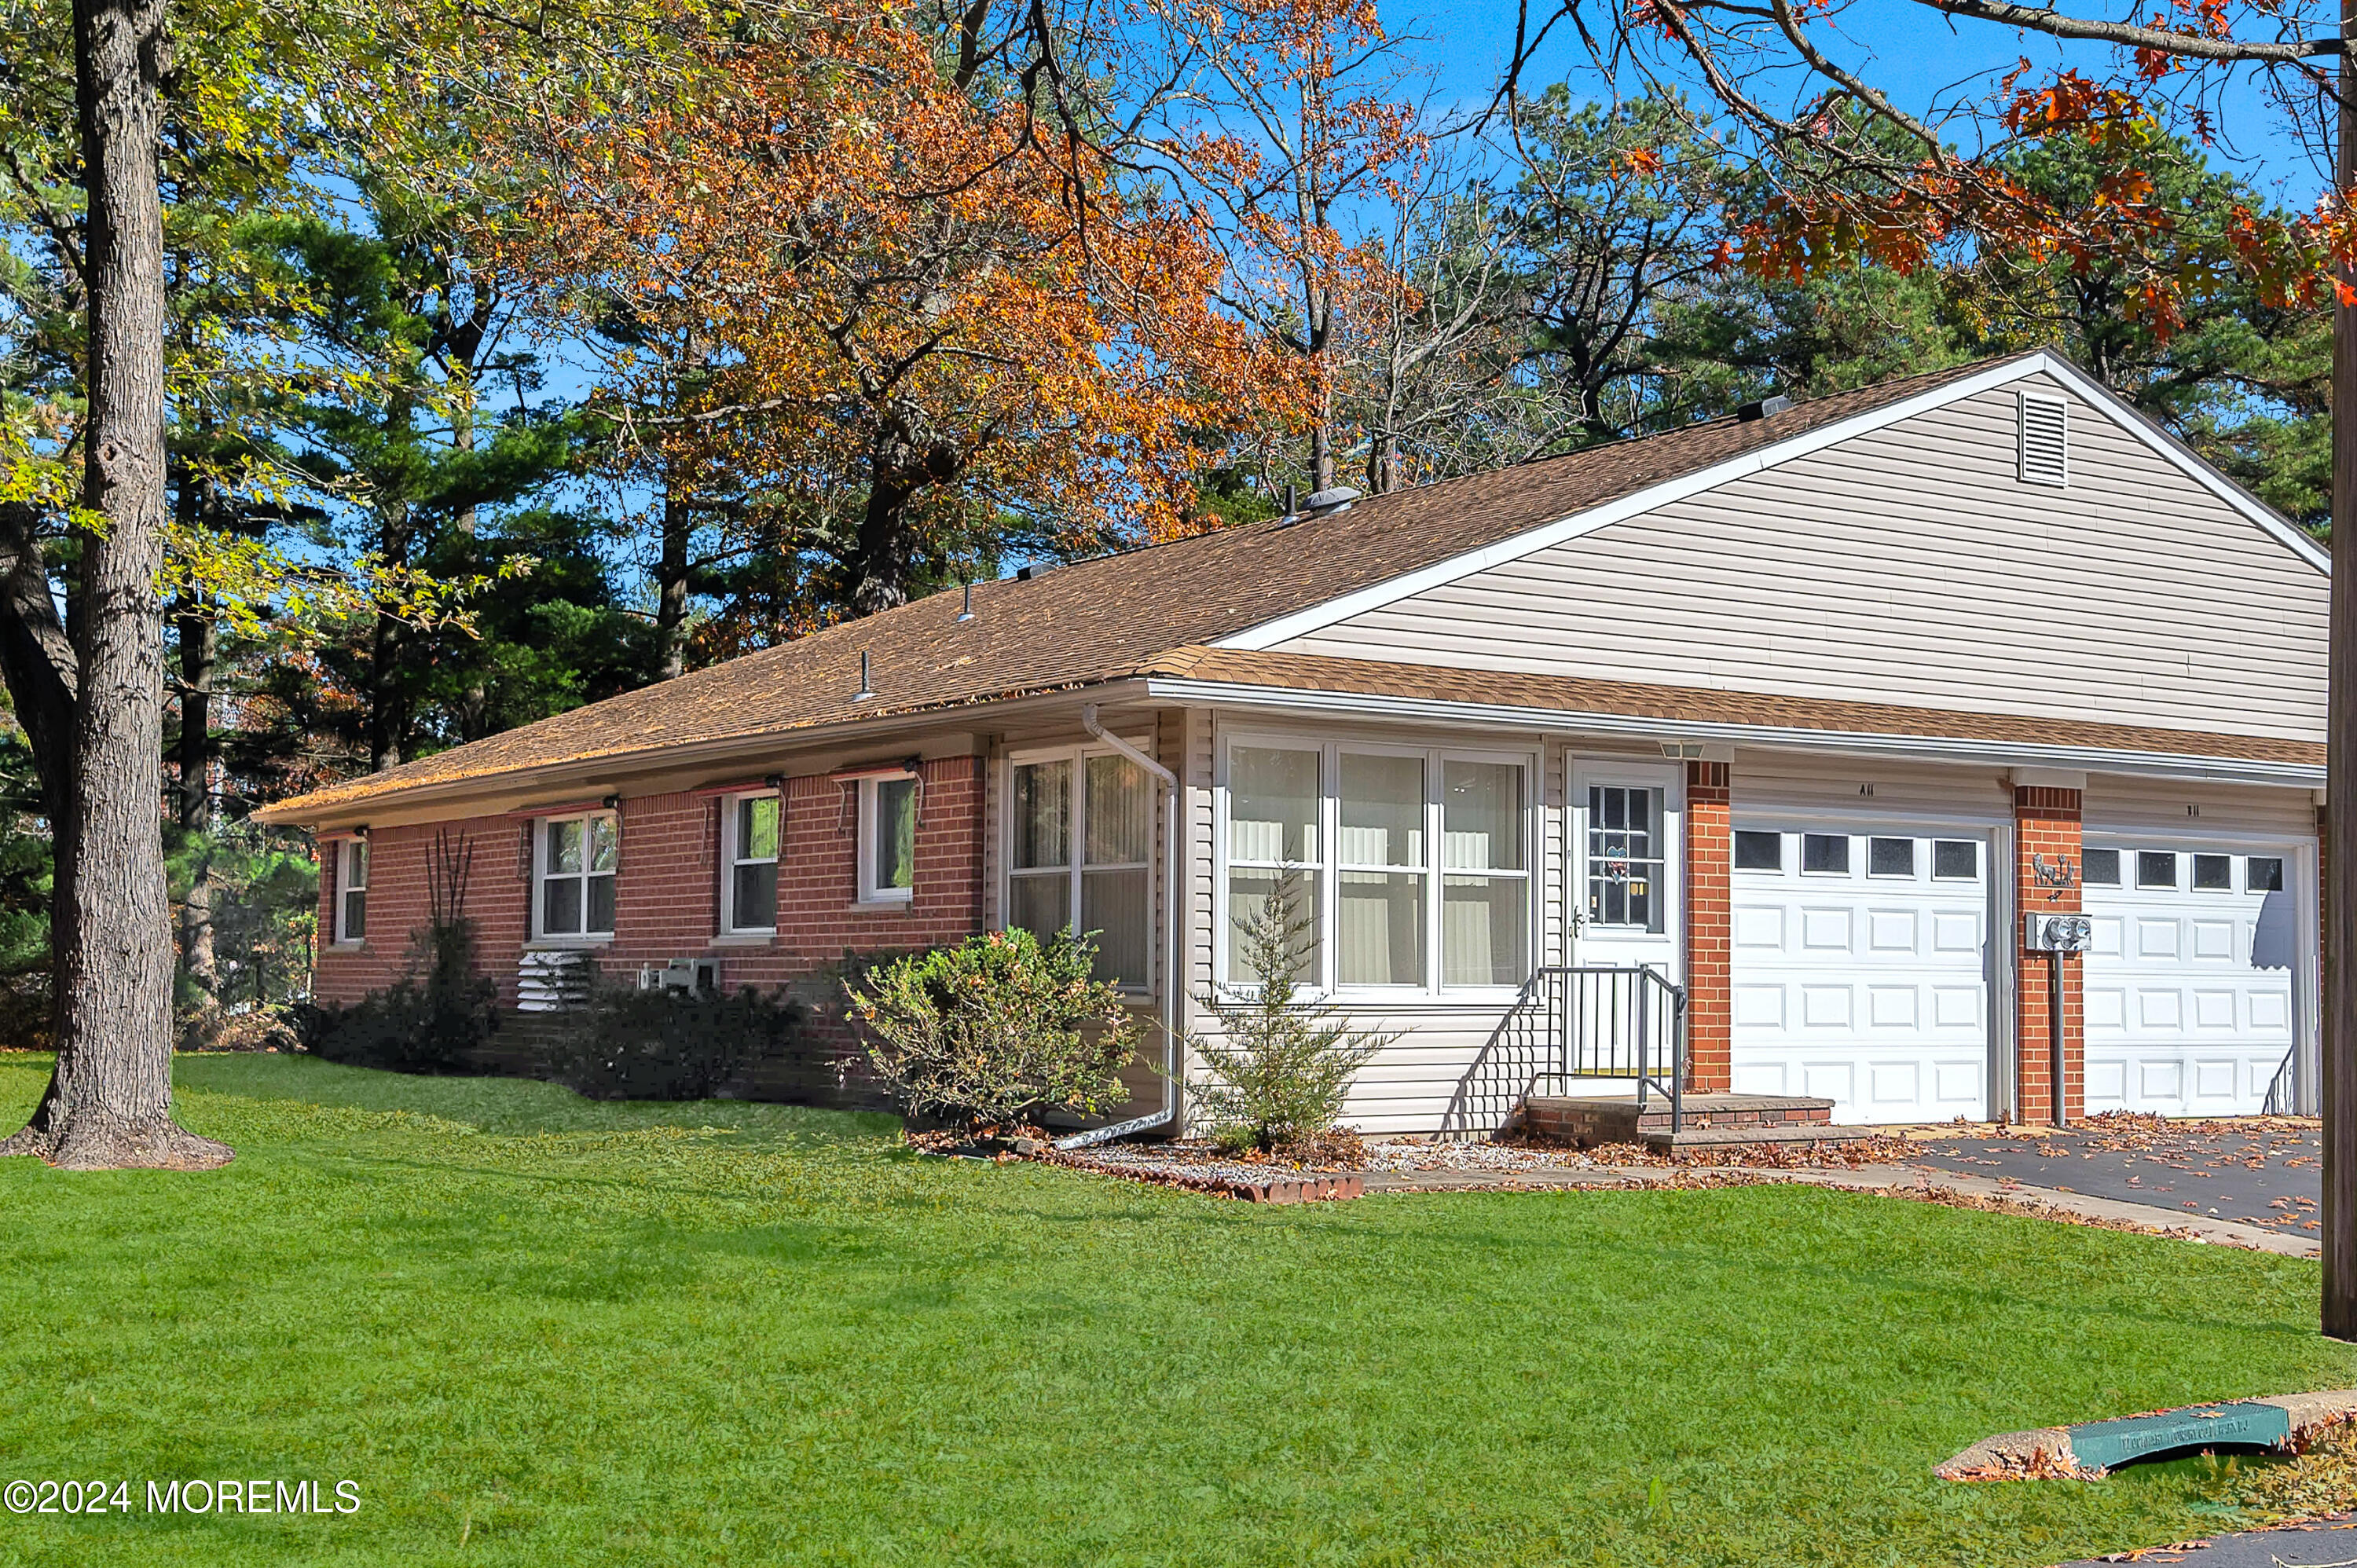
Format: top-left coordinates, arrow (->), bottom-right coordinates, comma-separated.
854,650 -> 874,702
1058,705 -> 1182,1149
1736,394 -> 1793,422
1282,482 -> 1297,519
957,581 -> 974,622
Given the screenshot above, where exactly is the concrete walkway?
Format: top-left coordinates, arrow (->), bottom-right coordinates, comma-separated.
1357,1161 -> 2315,1257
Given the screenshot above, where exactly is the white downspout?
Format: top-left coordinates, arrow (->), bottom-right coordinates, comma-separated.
1058,703 -> 1182,1149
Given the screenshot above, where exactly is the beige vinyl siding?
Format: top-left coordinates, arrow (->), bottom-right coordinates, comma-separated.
2085,775 -> 2320,838
1278,373 -> 2327,742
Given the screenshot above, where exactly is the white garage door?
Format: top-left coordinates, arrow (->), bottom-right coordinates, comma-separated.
1730,826 -> 1992,1124
2083,843 -> 2301,1116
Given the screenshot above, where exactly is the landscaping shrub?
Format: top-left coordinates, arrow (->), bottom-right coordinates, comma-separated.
849,927 -> 1138,1130
299,832 -> 497,1074
548,981 -> 805,1101
1189,873 -> 1388,1154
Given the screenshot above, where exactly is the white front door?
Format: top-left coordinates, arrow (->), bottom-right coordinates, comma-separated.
2083,841 -> 2304,1116
1571,764 -> 1681,977
1728,824 -> 1993,1123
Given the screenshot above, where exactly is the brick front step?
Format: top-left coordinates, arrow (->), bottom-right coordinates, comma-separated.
1519,1093 -> 1850,1149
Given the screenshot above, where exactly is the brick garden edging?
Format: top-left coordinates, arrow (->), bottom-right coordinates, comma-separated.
1040,1150 -> 1366,1203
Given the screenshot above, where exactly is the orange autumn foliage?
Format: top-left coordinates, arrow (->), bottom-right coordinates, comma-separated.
506,7 -> 1303,614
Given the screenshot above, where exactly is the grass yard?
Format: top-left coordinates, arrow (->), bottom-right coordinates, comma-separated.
0,1053 -> 2345,1567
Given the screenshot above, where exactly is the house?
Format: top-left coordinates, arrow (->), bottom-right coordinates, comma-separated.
259,350 -> 2330,1135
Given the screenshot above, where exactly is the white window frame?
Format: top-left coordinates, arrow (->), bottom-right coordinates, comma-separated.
720,790 -> 783,936
333,837 -> 368,946
856,772 -> 918,906
532,810 -> 619,943
1215,732 -> 1538,1000
1001,740 -> 1157,992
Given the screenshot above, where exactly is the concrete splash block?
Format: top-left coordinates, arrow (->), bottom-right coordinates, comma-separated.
1937,1390 -> 2357,1481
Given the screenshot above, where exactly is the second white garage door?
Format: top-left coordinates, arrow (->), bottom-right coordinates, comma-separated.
1729,825 -> 1993,1123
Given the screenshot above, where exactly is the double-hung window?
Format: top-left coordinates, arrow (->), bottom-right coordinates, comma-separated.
537,811 -> 618,939
722,793 -> 781,933
1223,739 -> 1532,993
1007,748 -> 1153,985
858,774 -> 918,903
335,838 -> 368,943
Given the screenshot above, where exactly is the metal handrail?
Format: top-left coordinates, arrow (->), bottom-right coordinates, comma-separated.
2262,1045 -> 2300,1116
1442,965 -> 1688,1138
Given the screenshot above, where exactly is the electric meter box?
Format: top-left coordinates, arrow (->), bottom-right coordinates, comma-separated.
2024,913 -> 2093,952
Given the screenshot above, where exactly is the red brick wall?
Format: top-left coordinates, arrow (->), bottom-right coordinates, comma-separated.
2013,785 -> 2084,1125
310,755 -> 988,1026
1683,759 -> 1732,1093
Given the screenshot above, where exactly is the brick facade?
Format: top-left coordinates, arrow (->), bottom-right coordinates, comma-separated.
313,756 -> 988,1050
2012,784 -> 2084,1124
1682,759 -> 1732,1093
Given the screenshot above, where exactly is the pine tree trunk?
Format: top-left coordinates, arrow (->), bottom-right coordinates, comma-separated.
1,0 -> 229,1169
174,588 -> 217,1002
656,474 -> 690,680
2323,0 -> 2357,1339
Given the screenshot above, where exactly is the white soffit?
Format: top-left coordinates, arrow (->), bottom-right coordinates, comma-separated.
1215,351 -> 2327,653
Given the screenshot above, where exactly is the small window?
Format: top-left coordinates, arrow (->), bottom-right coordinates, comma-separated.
2018,392 -> 2068,486
1733,830 -> 1782,871
1867,837 -> 1915,877
860,775 -> 918,903
1587,785 -> 1666,932
2248,856 -> 2286,893
540,812 -> 618,936
2083,848 -> 2121,886
2192,853 -> 2232,892
1802,833 -> 1850,874
336,838 -> 368,942
723,793 -> 780,932
2136,851 -> 2177,890
1933,840 -> 1978,881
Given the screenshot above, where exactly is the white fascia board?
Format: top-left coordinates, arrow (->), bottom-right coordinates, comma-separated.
1144,676 -> 2323,789
1216,350 -> 2325,652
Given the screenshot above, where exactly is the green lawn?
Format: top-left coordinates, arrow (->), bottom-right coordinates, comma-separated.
0,1052 -> 2342,1567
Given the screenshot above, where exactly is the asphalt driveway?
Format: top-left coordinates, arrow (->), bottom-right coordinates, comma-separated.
2058,1515 -> 2357,1566
1904,1117 -> 2319,1240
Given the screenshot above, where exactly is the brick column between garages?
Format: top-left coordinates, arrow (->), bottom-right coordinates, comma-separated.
2014,786 -> 2084,1125
1684,760 -> 1732,1094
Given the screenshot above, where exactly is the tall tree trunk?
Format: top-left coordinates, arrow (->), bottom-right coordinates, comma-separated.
174,584 -> 217,1002
368,493 -> 409,772
2324,0 -> 2357,1339
655,464 -> 691,680
1,0 -> 229,1170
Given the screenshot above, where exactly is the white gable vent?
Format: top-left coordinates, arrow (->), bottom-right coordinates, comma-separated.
2018,393 -> 2068,486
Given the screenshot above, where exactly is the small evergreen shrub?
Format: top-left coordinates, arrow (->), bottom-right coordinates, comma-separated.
549,981 -> 805,1101
849,927 -> 1138,1131
1189,873 -> 1388,1154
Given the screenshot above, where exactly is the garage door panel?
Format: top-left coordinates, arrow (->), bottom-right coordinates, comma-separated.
2084,839 -> 2301,1117
1731,826 -> 1991,1124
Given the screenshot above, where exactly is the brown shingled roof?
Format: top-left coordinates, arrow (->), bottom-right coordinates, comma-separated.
1156,649 -> 2326,768
268,352 -> 2275,826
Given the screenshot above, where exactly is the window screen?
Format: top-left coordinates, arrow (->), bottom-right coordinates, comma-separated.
2137,851 -> 2177,889
1868,837 -> 1915,877
1802,833 -> 1849,874
1933,840 -> 1978,881
2082,848 -> 2120,886
1733,830 -> 1781,871
2192,853 -> 2232,892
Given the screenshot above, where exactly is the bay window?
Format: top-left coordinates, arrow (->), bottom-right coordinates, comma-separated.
722,793 -> 781,933
1006,747 -> 1154,986
537,811 -> 618,939
1223,739 -> 1531,993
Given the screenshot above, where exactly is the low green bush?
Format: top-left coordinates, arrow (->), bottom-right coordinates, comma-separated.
297,918 -> 497,1075
849,927 -> 1138,1131
548,982 -> 805,1101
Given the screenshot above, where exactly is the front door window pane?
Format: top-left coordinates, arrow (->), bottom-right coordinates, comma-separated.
1587,786 -> 1664,932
